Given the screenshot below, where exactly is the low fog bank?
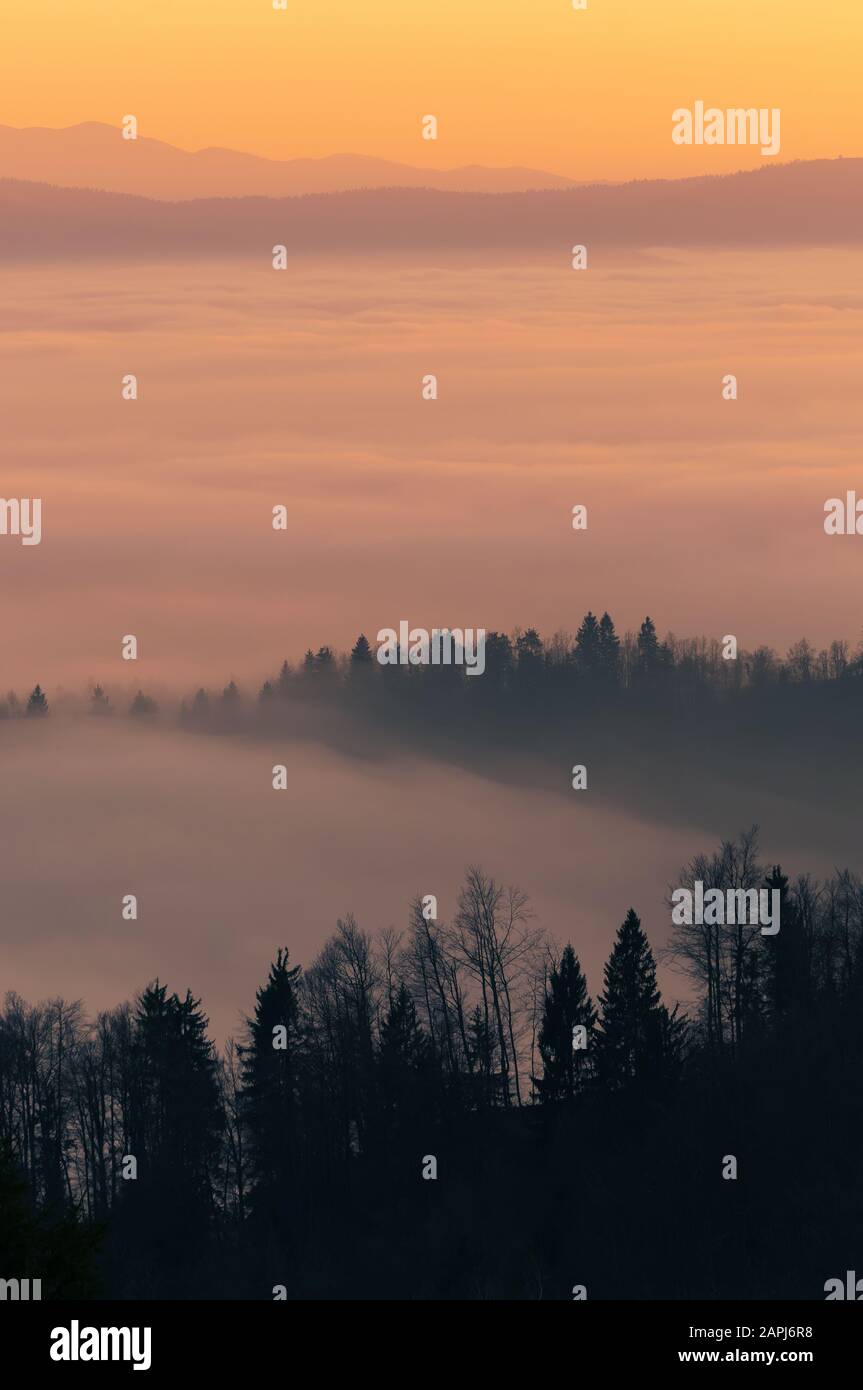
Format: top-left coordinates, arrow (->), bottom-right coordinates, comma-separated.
1,713 -> 856,1046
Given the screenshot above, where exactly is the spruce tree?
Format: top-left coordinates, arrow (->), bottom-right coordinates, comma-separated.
129,691 -> 158,717
241,948 -> 303,1219
574,612 -> 602,675
191,688 -> 210,720
89,684 -> 112,715
597,909 -> 668,1090
349,634 -> 375,690
350,634 -> 373,664
535,945 -> 596,1102
132,983 -> 221,1190
111,982 -> 221,1291
315,646 -> 335,676
636,617 -> 660,675
515,629 -> 544,700
25,684 -> 48,717
482,631 -> 514,691
377,983 -> 432,1130
468,1004 -> 494,1108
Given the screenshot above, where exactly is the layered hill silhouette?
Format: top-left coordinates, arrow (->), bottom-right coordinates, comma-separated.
0,122 -> 576,197
0,159 -> 860,259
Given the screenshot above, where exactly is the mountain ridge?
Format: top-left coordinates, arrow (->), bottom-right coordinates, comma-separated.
0,121 -> 579,197
1,159 -> 860,259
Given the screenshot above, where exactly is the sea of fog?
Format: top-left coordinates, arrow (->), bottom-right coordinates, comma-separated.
1,248 -> 862,691
2,245 -> 861,1039
0,717 -> 853,1045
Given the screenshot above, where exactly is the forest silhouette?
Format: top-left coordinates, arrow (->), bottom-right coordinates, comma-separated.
2,825 -> 862,1300
7,611 -> 861,841
8,611 -> 863,729
219,616 -> 861,866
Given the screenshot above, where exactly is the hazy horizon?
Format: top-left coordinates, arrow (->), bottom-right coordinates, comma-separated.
3,121 -> 858,201
3,0 -> 861,178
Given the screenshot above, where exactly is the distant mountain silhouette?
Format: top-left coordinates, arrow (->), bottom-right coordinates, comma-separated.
0,160 -> 859,259
0,122 -> 577,197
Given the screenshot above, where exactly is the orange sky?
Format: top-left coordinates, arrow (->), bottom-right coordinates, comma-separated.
2,0 -> 860,179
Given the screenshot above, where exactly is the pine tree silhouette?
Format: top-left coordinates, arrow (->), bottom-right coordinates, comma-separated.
89,684 -> 112,715
574,612 -> 601,675
596,909 -> 666,1090
535,944 -> 596,1102
350,634 -> 373,664
482,631 -> 514,690
107,983 -> 220,1293
25,684 -> 48,717
191,688 -> 209,720
636,617 -> 660,675
129,691 -> 158,718
468,1003 -> 494,1108
240,949 -> 303,1223
378,983 -> 432,1131
597,611 -> 621,683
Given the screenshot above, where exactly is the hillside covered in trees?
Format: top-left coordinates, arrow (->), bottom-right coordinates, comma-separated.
7,614 -> 861,853
6,612 -> 863,727
2,829 -> 861,1300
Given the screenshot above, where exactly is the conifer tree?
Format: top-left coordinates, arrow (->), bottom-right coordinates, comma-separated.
596,910 -> 669,1090
111,983 -> 221,1288
311,647 -> 336,685
482,631 -> 514,690
25,684 -> 48,717
349,634 -> 375,689
515,629 -> 544,693
191,688 -> 210,720
350,634 -> 373,664
467,1004 -> 494,1108
636,617 -> 660,675
377,983 -> 432,1129
535,945 -> 596,1102
574,612 -> 602,675
129,691 -> 158,718
241,949 -> 303,1217
89,684 -> 112,715
131,983 -> 221,1188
